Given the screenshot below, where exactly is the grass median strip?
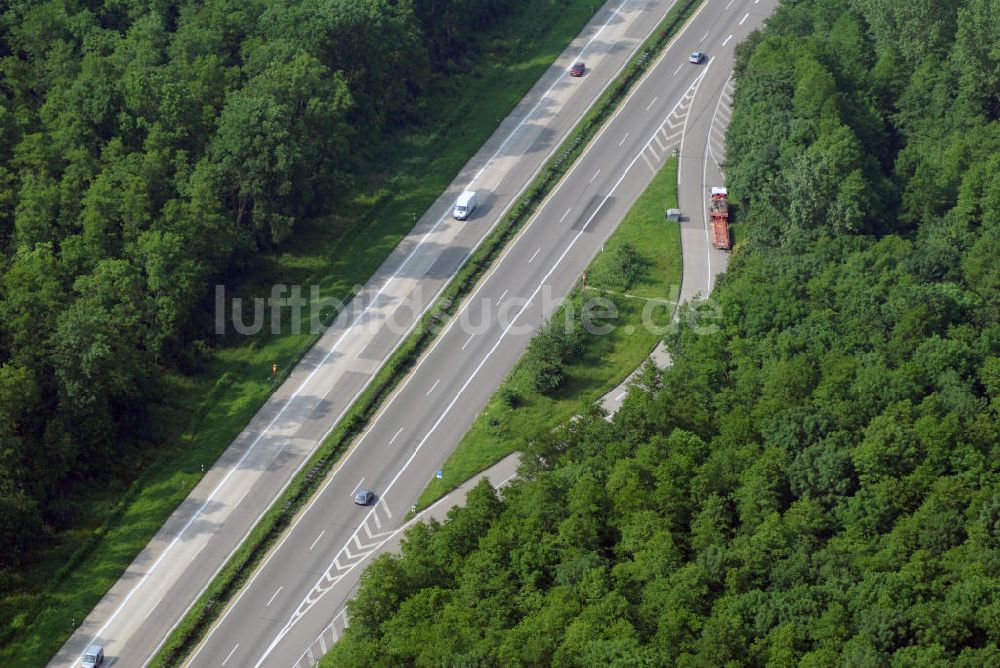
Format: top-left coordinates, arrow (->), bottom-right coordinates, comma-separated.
0,3 -> 604,665
417,157 -> 681,509
150,1 -> 702,664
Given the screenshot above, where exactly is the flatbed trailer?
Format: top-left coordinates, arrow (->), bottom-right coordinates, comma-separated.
709,187 -> 731,250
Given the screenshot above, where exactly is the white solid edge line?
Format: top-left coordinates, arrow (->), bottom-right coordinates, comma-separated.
287,31 -> 735,668
259,67 -> 712,666
410,0 -> 712,409
184,0 -> 699,663
284,8 -> 721,665
677,58 -> 715,301
700,70 -> 733,295
709,75 -> 733,289
261,3 -> 718,661
143,0 -> 663,663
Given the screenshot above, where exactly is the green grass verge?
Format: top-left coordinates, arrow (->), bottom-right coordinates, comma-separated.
149,0 -> 700,661
149,321 -> 432,666
417,157 -> 681,508
3,0 -> 702,662
0,2 -> 602,665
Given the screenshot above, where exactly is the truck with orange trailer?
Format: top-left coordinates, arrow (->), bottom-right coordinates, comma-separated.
709,187 -> 731,250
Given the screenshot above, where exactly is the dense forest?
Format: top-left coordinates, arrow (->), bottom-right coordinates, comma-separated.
326,0 -> 1000,664
0,0 -> 520,570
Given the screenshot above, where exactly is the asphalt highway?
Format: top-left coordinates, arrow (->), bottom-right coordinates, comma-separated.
188,1 -> 777,666
52,2 -> 677,667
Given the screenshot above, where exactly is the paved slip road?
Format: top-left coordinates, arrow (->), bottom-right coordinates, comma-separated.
52,2 -> 676,666
600,10 -> 739,417
185,1 -> 776,667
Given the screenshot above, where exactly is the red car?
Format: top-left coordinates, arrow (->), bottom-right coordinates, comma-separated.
570,62 -> 586,77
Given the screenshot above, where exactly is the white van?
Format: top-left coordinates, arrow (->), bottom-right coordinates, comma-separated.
82,644 -> 104,668
453,190 -> 477,220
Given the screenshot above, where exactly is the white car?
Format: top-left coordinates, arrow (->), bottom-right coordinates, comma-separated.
689,51 -> 705,64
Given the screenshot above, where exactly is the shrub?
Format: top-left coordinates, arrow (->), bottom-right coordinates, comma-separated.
605,242 -> 642,290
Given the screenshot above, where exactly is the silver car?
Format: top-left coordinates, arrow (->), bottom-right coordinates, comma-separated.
354,488 -> 374,505
82,645 -> 104,668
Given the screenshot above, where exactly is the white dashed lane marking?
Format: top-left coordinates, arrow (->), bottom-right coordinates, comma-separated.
309,532 -> 325,551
